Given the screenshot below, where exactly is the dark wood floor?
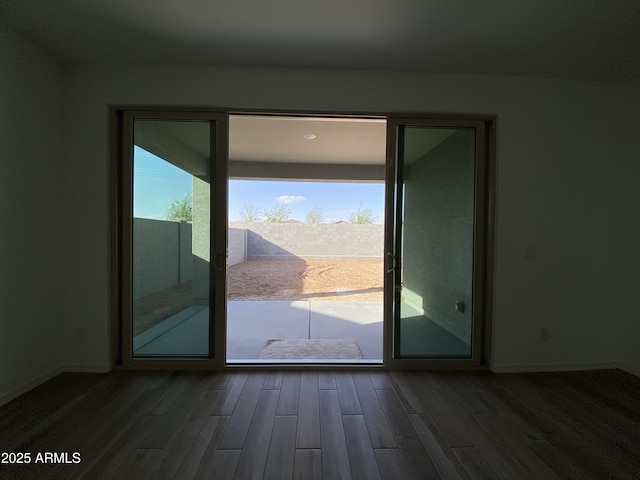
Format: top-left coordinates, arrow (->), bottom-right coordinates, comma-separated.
1,369 -> 638,479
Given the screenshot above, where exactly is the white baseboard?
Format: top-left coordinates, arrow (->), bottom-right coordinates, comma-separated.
490,361 -> 619,374
0,364 -> 64,407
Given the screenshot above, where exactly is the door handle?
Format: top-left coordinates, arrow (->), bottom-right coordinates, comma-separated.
386,252 -> 397,273
213,251 -> 225,272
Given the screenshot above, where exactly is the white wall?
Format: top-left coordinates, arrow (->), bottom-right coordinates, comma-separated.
59,63 -> 638,374
613,79 -> 640,376
0,23 -> 66,404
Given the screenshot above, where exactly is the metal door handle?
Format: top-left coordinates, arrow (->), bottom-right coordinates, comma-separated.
213,251 -> 225,272
386,252 -> 397,273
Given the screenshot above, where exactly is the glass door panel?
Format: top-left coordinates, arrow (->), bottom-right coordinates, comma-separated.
395,125 -> 477,358
131,119 -> 212,357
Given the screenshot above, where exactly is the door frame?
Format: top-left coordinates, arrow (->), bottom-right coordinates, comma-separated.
384,116 -> 494,369
113,109 -> 228,369
110,107 -> 495,370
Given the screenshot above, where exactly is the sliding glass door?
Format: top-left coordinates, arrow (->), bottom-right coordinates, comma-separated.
115,109 -> 491,368
385,118 -> 489,366
120,111 -> 228,366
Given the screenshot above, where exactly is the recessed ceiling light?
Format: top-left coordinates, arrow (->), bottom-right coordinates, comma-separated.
303,133 -> 317,140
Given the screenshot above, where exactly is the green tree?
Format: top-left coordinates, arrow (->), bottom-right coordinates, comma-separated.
349,204 -> 376,224
263,202 -> 291,223
305,205 -> 324,224
165,193 -> 192,222
239,202 -> 262,222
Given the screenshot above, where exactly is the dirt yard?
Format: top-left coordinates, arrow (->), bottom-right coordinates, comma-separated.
227,259 -> 384,302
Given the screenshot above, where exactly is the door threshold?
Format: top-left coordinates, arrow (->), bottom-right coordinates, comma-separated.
227,358 -> 383,367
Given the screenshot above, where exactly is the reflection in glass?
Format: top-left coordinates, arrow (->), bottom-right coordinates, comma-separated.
399,127 -> 475,357
132,120 -> 211,357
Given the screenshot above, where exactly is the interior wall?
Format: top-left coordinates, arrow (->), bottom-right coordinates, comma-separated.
0,23 -> 66,404
60,63 -> 637,374
402,131 -> 475,343
613,79 -> 640,376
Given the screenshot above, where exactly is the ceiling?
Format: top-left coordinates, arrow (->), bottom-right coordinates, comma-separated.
137,115 -> 389,175
139,116 -> 457,174
5,2 -> 638,176
229,116 -> 386,165
1,1 -> 639,82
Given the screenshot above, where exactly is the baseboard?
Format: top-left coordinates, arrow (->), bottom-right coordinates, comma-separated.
618,363 -> 640,378
490,361 -> 619,374
63,362 -> 113,373
0,364 -> 64,407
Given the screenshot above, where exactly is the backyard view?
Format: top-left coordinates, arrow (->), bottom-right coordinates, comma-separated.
133,259 -> 383,336
130,115 -> 477,363
131,175 -> 386,361
131,115 -> 388,361
223,177 -> 385,362
227,259 -> 383,302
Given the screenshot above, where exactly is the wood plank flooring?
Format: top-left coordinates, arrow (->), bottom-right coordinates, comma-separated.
0,369 -> 638,479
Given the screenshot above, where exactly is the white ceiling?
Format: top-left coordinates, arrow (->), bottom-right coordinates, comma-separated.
229,115 -> 386,165
144,115 -> 388,168
1,0 -> 639,82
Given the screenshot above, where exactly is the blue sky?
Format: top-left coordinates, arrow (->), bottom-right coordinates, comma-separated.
133,147 -> 193,219
134,146 -> 385,224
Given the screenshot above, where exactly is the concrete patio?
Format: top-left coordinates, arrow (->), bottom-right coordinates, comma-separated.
133,301 -> 383,362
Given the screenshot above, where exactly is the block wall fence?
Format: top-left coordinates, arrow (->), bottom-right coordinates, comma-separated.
132,219 -> 193,299
134,219 -> 384,299
230,222 -> 384,261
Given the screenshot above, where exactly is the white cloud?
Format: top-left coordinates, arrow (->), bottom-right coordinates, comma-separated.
276,195 -> 307,205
